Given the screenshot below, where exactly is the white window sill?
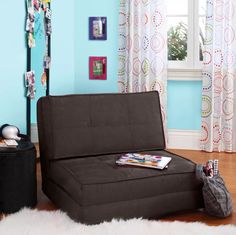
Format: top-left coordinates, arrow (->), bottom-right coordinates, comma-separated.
167,68 -> 202,81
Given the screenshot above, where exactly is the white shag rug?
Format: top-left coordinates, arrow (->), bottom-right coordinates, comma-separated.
0,208 -> 236,235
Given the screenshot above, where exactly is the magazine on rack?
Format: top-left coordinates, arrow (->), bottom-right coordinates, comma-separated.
116,153 -> 172,170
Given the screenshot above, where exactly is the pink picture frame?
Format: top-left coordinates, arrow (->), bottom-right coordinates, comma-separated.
89,56 -> 107,80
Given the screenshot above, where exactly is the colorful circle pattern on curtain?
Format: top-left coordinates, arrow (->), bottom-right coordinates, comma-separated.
118,0 -> 167,136
201,0 -> 236,152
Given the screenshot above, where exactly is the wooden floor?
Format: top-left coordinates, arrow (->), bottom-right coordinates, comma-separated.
2,149 -> 236,226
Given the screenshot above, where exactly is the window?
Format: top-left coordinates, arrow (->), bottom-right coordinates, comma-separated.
167,0 -> 206,69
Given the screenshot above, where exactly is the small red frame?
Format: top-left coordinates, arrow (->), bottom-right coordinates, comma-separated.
89,56 -> 107,80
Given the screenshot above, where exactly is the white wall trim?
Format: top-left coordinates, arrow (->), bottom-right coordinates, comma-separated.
167,129 -> 201,150
31,124 -> 201,150
167,68 -> 202,81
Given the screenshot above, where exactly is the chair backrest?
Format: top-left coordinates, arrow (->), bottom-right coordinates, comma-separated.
37,91 -> 165,160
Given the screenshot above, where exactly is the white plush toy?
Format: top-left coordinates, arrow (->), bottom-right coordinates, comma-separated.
1,125 -> 21,141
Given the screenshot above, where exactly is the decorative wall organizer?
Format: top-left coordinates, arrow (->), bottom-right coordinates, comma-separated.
89,57 -> 107,80
89,17 -> 107,40
25,0 -> 52,137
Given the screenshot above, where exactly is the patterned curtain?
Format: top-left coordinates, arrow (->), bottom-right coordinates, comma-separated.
118,0 -> 167,128
201,0 -> 236,152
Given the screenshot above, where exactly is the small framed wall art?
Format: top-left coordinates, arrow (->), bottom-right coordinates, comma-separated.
89,56 -> 107,80
89,17 -> 107,40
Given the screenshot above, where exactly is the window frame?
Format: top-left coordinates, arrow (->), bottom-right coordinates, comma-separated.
167,0 -> 205,79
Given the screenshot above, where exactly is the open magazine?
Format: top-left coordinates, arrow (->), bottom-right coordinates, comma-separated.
116,153 -> 172,170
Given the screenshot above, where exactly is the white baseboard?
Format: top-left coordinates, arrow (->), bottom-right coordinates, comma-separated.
31,124 -> 201,150
167,129 -> 201,150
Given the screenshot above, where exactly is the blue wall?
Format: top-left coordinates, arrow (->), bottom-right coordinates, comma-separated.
74,0 -> 119,94
167,81 -> 202,130
0,2 -> 27,133
50,0 -> 75,95
31,0 -> 76,125
73,0 -> 201,130
0,1 -> 202,134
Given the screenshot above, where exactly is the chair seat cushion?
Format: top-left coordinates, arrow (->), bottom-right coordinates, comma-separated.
48,150 -> 202,207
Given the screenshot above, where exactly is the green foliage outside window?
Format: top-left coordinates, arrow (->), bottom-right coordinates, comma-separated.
168,21 -> 204,61
199,29 -> 204,61
168,22 -> 187,61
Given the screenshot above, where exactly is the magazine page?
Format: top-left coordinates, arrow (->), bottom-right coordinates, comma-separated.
116,153 -> 172,170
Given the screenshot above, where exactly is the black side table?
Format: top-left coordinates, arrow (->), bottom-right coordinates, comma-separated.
0,136 -> 37,213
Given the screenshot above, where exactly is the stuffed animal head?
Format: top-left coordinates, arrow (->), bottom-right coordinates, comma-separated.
0,124 -> 21,140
